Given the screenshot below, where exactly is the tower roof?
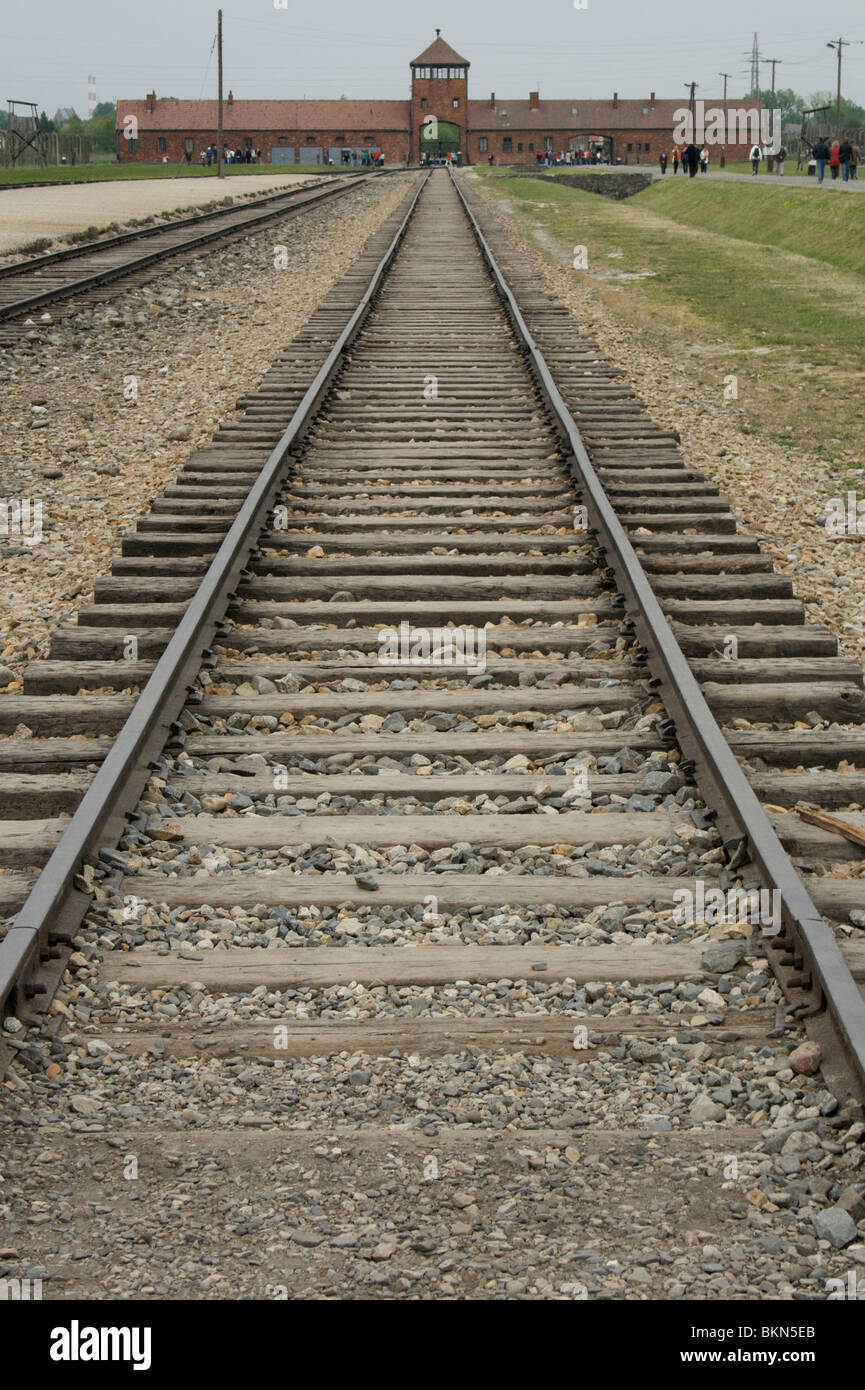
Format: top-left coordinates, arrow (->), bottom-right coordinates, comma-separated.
411,32 -> 470,67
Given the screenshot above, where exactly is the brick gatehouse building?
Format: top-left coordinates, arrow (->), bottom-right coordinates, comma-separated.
116,32 -> 758,167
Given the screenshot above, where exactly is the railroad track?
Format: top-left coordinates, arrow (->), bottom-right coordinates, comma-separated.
0,172 -> 380,341
2,167 -> 864,1299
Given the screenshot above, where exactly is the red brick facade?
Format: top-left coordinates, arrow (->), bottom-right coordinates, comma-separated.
115,34 -> 759,167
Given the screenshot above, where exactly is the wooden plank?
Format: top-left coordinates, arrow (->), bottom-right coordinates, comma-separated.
200,688 -> 639,717
23,655 -> 862,696
100,942 -> 705,989
86,1010 -> 773,1060
101,940 -> 865,992
117,869 -> 694,910
0,818 -> 66,868
146,809 -> 687,851
112,867 -> 865,922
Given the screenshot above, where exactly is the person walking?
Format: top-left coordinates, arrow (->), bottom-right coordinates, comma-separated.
829,140 -> 841,179
659,151 -> 668,174
749,143 -> 762,174
700,145 -> 708,173
813,136 -> 830,182
852,142 -> 860,179
839,138 -> 853,181
775,143 -> 786,176
672,146 -> 679,174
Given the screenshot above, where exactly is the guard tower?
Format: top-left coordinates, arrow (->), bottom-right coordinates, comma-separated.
5,101 -> 47,166
410,31 -> 470,163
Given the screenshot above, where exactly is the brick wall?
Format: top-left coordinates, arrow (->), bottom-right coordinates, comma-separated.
469,128 -> 755,165
116,129 -> 410,164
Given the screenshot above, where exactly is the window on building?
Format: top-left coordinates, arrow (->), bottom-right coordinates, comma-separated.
571,107 -> 578,116
642,106 -> 649,115
478,136 -> 488,152
529,142 -> 534,152
645,142 -> 651,152
544,136 -> 553,151
127,137 -> 138,153
500,107 -> 508,116
627,143 -> 633,152
245,137 -> 253,149
452,98 -> 459,108
306,136 -> 316,143
420,97 -> 427,109
184,137 -> 193,153
517,142 -> 523,152
503,136 -> 512,152
636,142 -> 642,152
157,137 -> 166,152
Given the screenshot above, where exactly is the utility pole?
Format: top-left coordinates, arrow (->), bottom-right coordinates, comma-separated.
826,38 -> 863,139
685,80 -> 697,143
217,8 -> 224,178
764,58 -> 781,168
718,71 -> 731,168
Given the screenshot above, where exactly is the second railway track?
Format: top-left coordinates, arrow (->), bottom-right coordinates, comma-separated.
1,168 -> 865,1300
0,172 -> 380,340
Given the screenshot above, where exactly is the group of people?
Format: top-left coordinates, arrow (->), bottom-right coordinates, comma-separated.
660,144 -> 709,176
748,143 -> 788,174
810,137 -> 860,182
199,144 -> 262,166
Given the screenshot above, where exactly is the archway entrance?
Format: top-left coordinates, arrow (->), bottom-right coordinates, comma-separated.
420,118 -> 460,160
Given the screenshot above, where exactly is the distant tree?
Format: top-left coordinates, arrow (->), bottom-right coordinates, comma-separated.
92,101 -> 115,118
758,86 -> 805,128
39,110 -> 56,132
808,89 -> 865,128
85,111 -> 116,152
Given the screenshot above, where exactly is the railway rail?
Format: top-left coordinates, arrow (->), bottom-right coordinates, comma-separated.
1,167 -> 864,1298
0,172 -> 380,338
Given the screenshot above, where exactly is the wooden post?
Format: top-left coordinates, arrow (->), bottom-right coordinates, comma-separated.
217,8 -> 224,178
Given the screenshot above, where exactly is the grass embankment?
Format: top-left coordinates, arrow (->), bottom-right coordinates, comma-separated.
0,161 -> 318,185
476,171 -> 865,464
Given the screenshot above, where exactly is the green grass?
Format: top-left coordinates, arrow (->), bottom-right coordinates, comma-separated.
0,161 -> 317,184
635,177 -> 865,278
476,170 -> 865,462
481,173 -> 865,360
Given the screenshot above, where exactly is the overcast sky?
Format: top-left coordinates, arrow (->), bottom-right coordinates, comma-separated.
4,0 -> 865,114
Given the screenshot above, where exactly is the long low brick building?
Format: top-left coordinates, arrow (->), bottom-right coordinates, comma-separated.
116,32 -> 761,167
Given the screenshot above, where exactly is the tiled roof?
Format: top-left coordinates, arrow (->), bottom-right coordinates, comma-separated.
468,98 -> 748,131
115,98 -> 410,133
410,35 -> 470,66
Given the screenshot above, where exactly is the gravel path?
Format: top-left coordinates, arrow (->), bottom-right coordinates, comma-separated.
0,174 -> 415,690
0,173 -> 317,254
